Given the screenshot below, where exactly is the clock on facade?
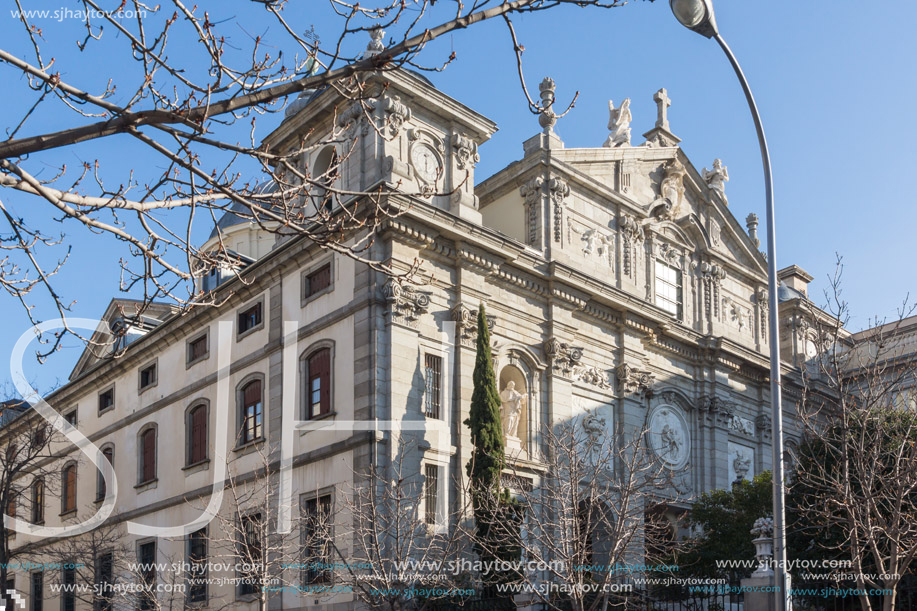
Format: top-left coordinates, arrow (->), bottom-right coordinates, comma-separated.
410,143 -> 441,184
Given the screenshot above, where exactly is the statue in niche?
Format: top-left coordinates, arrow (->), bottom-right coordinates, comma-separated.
603,99 -> 632,148
499,381 -> 526,441
702,158 -> 729,202
733,453 -> 752,481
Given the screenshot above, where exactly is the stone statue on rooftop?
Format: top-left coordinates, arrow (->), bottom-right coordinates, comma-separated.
603,99 -> 632,148
703,158 -> 729,202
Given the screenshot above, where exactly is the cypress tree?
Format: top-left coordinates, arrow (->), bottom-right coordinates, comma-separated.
465,303 -> 505,489
464,304 -> 520,601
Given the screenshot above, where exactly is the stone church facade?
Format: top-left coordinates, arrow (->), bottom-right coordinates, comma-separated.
6,62 -> 823,610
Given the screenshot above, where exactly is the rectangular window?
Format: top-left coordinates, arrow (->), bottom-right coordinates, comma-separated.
655,261 -> 683,318
98,388 -> 114,414
63,410 -> 77,426
94,552 -> 113,611
306,350 -> 331,419
140,429 -> 156,484
187,335 -> 208,364
31,480 -> 44,524
302,495 -> 332,585
303,264 -> 332,300
238,514 -> 263,596
61,566 -> 76,611
241,382 -> 263,444
187,529 -> 208,604
30,572 -> 42,611
137,541 -> 156,611
238,302 -> 263,335
425,464 -> 439,525
424,354 -> 442,419
139,363 -> 157,391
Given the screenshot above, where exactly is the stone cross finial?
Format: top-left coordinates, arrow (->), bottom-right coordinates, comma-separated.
538,77 -> 557,135
363,27 -> 385,59
653,88 -> 671,131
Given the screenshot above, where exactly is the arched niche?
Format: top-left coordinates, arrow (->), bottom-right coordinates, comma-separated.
495,347 -> 544,460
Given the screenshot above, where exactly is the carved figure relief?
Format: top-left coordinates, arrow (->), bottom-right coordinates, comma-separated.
728,442 -> 754,482
653,160 -> 687,220
649,405 -> 690,469
572,224 -> 614,266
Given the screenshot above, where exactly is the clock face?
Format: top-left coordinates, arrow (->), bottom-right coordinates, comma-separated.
410,144 -> 440,183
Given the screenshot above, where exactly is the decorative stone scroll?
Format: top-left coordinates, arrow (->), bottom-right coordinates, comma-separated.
615,363 -> 655,398
699,261 -> 727,321
620,214 -> 645,277
381,280 -> 431,327
519,176 -> 544,247
451,304 -> 496,347
452,133 -> 479,170
373,94 -> 412,138
548,176 -> 570,244
543,338 -> 583,377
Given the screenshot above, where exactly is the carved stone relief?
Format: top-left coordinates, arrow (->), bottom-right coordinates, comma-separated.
381,280 -> 431,327
451,304 -> 496,346
452,133 -> 479,170
548,176 -> 570,244
543,338 -> 583,377
373,94 -> 412,138
648,405 -> 690,469
519,177 -> 544,248
616,363 -> 655,398
620,214 -> 645,277
728,442 -> 754,483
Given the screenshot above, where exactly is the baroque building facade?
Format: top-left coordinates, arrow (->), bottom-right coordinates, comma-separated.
5,59 -> 831,610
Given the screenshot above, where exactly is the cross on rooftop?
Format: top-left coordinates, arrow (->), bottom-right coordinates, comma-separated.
654,88 -> 671,131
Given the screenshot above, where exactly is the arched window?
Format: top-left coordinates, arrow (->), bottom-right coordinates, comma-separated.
240,380 -> 263,445
97,446 -> 114,501
61,463 -> 77,513
311,146 -> 339,213
303,348 -> 331,420
138,426 -> 157,484
187,404 -> 208,465
30,479 -> 44,524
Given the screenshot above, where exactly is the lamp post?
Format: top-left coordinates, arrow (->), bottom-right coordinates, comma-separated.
668,1 -> 790,610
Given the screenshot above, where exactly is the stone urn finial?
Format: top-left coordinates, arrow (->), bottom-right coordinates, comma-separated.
539,77 -> 557,135
750,517 -> 775,577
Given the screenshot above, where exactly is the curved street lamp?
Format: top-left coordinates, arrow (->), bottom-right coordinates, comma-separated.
669,1 -> 790,610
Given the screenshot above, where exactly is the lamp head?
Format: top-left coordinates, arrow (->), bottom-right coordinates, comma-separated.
669,0 -> 719,38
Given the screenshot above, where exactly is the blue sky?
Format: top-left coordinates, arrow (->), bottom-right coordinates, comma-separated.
2,0 -> 915,392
